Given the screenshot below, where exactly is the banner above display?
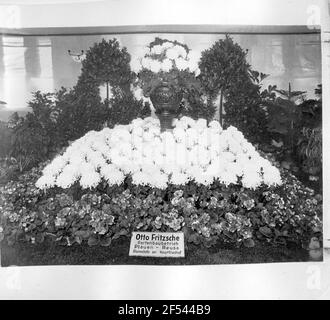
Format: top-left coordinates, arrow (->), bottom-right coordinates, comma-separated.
129,232 -> 185,258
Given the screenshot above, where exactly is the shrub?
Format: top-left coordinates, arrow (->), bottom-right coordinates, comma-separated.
9,93 -> 59,172
199,35 -> 269,143
0,121 -> 12,158
106,93 -> 151,127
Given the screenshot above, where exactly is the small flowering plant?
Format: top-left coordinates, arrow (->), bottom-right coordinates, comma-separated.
131,37 -> 201,97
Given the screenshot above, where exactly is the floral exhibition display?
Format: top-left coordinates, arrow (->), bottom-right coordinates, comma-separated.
0,36 -> 323,262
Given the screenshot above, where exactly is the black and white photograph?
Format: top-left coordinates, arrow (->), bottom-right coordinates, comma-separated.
0,0 -> 329,300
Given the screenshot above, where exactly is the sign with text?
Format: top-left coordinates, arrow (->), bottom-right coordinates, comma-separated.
129,232 -> 185,258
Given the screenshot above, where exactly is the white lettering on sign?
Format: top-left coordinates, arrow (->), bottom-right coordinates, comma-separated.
129,232 -> 185,258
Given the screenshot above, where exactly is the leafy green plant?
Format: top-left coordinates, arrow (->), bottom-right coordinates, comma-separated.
78,38 -> 135,101
297,126 -> 322,175
265,83 -> 306,153
106,93 -> 151,127
0,120 -> 12,158
0,157 -> 322,250
199,35 -> 262,125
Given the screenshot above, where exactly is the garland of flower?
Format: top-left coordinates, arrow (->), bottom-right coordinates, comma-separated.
36,116 -> 282,191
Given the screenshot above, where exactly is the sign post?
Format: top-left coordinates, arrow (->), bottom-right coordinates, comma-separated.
129,232 -> 185,258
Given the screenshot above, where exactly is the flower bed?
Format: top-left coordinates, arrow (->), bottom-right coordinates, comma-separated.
0,117 -> 322,250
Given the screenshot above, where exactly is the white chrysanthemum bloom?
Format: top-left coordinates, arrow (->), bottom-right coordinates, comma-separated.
117,142 -> 133,157
262,164 -> 282,186
149,60 -> 162,73
161,131 -> 176,151
166,47 -> 179,60
161,58 -> 173,72
103,126 -> 113,134
197,128 -> 209,147
112,128 -> 131,142
241,167 -> 262,189
132,150 -> 145,167
195,118 -> 207,131
161,161 -> 178,175
90,140 -> 108,153
205,161 -> 220,177
173,127 -> 186,143
193,170 -> 214,186
232,130 -> 245,142
228,161 -> 244,177
151,44 -> 163,55
208,133 -> 221,149
142,130 -> 155,143
174,45 -> 187,57
140,143 -> 153,158
209,146 -> 220,160
163,149 -> 177,165
170,170 -> 190,185
141,57 -> 151,69
131,132 -> 143,147
175,143 -> 188,167
42,156 -> 67,177
220,151 -> 236,163
187,147 -> 199,166
183,116 -> 197,127
208,119 -> 221,130
151,172 -> 168,189
101,165 -> 125,186
143,116 -> 156,124
131,124 -> 144,137
186,127 -> 199,147
36,174 -> 56,189
147,126 -> 161,138
218,139 -> 230,152
142,154 -> 155,166
79,164 -> 101,189
153,153 -> 165,166
55,165 -> 78,189
198,151 -> 211,168
150,135 -> 162,148
162,41 -> 174,49
228,139 -> 242,155
131,170 -> 149,186
87,151 -> 107,170
121,162 -> 141,175
114,124 -> 131,132
218,169 -> 238,186
109,151 -> 128,167
175,57 -> 188,71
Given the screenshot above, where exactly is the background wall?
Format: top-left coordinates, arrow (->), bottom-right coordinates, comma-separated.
0,0 -> 323,28
0,32 -> 322,121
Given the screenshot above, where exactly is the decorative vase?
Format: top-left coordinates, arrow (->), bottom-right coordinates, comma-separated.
150,82 -> 183,132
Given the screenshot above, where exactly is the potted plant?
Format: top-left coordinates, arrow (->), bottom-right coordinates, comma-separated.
132,37 -> 201,131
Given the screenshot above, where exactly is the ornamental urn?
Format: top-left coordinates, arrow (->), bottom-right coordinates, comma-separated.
150,82 -> 183,132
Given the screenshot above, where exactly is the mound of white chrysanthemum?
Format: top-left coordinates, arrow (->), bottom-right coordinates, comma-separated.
36,116 -> 282,190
